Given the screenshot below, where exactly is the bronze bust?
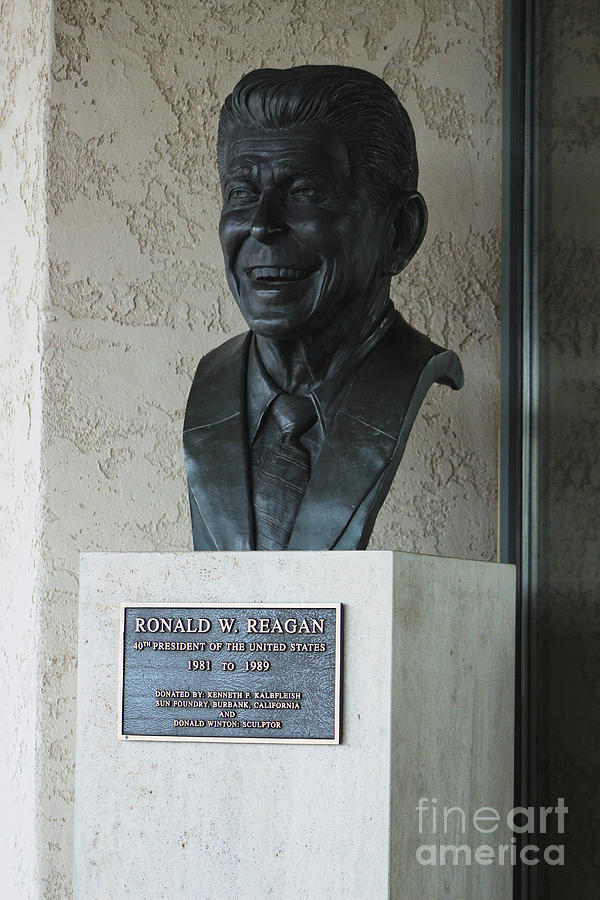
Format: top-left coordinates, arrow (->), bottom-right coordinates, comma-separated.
184,66 -> 463,551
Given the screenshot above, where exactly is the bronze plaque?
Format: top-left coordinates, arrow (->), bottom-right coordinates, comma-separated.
119,603 -> 341,744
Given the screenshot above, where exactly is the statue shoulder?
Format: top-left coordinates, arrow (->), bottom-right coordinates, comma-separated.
190,331 -> 250,385
386,314 -> 464,390
184,331 -> 251,431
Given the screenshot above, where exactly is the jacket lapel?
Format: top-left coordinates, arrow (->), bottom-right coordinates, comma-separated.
288,315 -> 464,550
287,407 -> 396,550
183,333 -> 254,550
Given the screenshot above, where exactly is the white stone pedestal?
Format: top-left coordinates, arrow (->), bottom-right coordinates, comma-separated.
75,551 -> 515,899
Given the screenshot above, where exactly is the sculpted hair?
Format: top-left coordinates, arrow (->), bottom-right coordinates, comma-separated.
217,65 -> 418,207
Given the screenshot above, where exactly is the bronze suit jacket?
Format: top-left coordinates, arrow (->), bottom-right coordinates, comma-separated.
183,313 -> 464,551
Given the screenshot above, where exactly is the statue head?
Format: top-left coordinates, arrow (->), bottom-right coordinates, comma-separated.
217,65 -> 427,338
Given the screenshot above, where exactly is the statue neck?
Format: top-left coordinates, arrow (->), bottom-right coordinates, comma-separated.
255,286 -> 392,395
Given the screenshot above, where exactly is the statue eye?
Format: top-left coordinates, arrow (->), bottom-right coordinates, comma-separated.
288,183 -> 320,200
227,185 -> 258,202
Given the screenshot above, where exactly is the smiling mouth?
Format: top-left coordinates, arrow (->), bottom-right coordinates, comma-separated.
247,265 -> 317,286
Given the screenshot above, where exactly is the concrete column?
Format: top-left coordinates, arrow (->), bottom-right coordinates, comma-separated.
0,1 -> 51,895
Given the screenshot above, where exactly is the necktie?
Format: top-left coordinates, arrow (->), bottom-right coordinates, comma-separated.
254,393 -> 317,551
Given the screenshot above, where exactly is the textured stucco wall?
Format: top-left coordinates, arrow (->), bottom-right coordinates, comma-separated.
45,0 -> 502,894
0,0 -> 51,896
535,0 -> 600,894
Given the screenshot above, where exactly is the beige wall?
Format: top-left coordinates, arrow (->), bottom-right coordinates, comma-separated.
41,0 -> 502,893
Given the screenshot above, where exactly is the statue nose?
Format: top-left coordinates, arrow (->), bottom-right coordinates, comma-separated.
250,192 -> 286,244
250,222 -> 285,243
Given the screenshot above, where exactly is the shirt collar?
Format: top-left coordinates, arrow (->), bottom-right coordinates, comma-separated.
246,305 -> 397,444
247,340 -> 280,444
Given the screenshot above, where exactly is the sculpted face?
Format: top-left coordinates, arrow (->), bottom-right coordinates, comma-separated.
218,123 -> 391,338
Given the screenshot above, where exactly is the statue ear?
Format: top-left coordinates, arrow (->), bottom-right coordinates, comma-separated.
383,192 -> 428,275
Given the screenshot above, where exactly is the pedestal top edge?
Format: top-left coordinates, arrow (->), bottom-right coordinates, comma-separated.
78,549 -> 515,572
